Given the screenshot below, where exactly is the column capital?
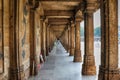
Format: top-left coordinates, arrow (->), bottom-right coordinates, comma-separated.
84,0 -> 99,13
75,16 -> 83,22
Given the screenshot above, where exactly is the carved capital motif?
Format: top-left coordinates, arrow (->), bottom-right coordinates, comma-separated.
85,0 -> 100,13
75,16 -> 83,22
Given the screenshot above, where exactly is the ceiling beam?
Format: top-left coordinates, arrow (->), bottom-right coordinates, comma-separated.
49,22 -> 68,25
39,0 -> 81,2
50,24 -> 66,27
47,16 -> 71,18
48,18 -> 70,22
44,10 -> 74,17
48,18 -> 70,25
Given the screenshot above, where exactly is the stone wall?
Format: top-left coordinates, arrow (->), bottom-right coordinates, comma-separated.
19,0 -> 30,79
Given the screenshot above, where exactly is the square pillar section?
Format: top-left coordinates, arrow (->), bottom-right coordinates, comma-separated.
74,17 -> 82,62
82,11 -> 96,75
70,21 -> 75,56
98,0 -> 120,80
82,0 -> 99,75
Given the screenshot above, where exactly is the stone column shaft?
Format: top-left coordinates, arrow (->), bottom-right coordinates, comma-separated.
43,22 -> 46,59
66,29 -> 69,52
74,18 -> 82,62
46,26 -> 49,56
0,0 -> 4,73
9,0 -> 23,79
68,28 -> 71,53
70,23 -> 75,56
45,22 -> 48,56
82,12 -> 96,75
41,19 -> 46,61
98,0 -> 120,80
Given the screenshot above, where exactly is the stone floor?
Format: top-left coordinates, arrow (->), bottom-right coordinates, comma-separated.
29,41 -> 102,80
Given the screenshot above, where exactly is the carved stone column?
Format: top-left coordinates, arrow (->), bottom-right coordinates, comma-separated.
82,12 -> 96,75
68,26 -> 71,53
43,20 -> 47,60
74,17 -> 82,62
46,26 -> 50,56
98,0 -> 120,80
45,20 -> 48,56
40,17 -> 46,61
66,29 -> 69,52
29,9 -> 35,76
0,0 -> 4,74
49,29 -> 51,52
9,0 -> 23,79
70,22 -> 75,56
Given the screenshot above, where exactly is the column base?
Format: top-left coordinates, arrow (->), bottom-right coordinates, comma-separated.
74,57 -> 82,62
98,66 -> 120,80
74,50 -> 82,62
41,50 -> 46,61
9,66 -> 24,80
82,64 -> 96,75
69,48 -> 75,56
82,55 -> 96,75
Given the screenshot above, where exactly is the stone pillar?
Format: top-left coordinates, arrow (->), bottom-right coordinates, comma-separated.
44,20 -> 48,56
48,28 -> 51,52
9,0 -> 23,79
43,20 -> 46,60
40,17 -> 46,61
49,30 -> 52,51
74,17 -> 82,62
82,12 -> 96,75
46,26 -> 50,56
68,26 -> 71,53
98,0 -> 120,80
66,29 -> 69,52
70,22 -> 75,56
29,9 -> 35,76
0,0 -> 4,73
64,30 -> 68,51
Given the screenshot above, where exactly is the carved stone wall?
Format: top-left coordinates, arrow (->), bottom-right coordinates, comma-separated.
19,0 -> 30,79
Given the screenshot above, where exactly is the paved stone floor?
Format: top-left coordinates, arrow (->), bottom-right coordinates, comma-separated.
29,41 -> 103,80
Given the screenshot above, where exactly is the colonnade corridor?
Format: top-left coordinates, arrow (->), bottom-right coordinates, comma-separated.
0,0 -> 120,80
29,41 -> 100,80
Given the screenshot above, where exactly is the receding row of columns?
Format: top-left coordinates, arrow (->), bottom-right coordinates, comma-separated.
0,0 -> 120,80
60,0 -> 120,80
1,0 -> 57,79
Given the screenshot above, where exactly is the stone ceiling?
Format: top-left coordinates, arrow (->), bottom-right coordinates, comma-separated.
39,0 -> 82,38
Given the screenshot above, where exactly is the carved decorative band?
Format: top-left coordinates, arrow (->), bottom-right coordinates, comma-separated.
99,66 -> 120,74
10,65 -> 24,74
